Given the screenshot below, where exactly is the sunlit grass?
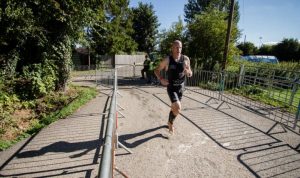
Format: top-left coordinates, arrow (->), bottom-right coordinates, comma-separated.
229,85 -> 299,113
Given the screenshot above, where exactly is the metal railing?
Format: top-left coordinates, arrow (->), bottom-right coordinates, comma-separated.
71,64 -> 300,132
185,68 -> 300,131
99,69 -> 117,178
70,64 -> 300,177
98,66 -> 131,178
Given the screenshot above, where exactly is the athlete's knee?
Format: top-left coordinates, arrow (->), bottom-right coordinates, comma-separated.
171,102 -> 181,115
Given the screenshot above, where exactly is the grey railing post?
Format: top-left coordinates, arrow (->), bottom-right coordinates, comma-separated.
254,68 -> 258,85
219,71 -> 225,100
290,78 -> 299,106
133,63 -> 136,78
95,64 -> 97,86
293,100 -> 300,130
238,64 -> 244,87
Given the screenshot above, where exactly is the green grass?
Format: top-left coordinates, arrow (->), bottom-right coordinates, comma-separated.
230,85 -> 299,113
71,70 -> 96,77
265,88 -> 300,107
70,67 -> 112,77
39,86 -> 97,126
0,86 -> 98,151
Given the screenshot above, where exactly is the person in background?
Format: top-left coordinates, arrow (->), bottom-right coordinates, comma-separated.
154,40 -> 193,134
141,54 -> 150,79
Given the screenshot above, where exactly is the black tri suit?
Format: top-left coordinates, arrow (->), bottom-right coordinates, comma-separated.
167,55 -> 186,103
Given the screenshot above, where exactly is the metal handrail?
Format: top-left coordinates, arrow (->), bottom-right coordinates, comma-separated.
99,69 -> 117,178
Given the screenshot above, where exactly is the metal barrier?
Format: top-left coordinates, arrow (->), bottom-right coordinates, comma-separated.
98,66 -> 132,178
71,64 -> 300,176
185,68 -> 300,132
71,64 -> 300,132
70,64 -> 114,87
223,69 -> 299,131
99,69 -> 117,178
185,70 -> 222,100
116,63 -> 144,79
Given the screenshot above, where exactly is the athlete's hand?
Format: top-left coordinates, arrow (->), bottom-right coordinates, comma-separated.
184,66 -> 192,77
160,78 -> 169,86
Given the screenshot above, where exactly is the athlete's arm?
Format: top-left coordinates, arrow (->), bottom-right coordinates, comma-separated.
184,56 -> 193,77
154,57 -> 169,86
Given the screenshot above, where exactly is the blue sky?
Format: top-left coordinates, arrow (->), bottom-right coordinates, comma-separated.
129,0 -> 300,47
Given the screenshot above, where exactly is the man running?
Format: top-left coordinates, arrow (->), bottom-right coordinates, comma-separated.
154,40 -> 193,134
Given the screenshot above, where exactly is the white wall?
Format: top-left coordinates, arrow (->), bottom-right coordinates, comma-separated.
115,55 -> 145,65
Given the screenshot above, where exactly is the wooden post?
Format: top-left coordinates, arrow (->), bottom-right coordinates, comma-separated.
222,0 -> 235,71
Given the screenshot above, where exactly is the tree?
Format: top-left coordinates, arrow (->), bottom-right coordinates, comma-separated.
0,0 -> 43,78
183,0 -> 241,70
92,0 -> 137,55
131,2 -> 160,54
158,17 -> 185,56
184,0 -> 239,24
237,42 -> 257,55
187,9 -> 239,70
273,38 -> 300,62
0,0 -> 105,93
257,45 -> 274,56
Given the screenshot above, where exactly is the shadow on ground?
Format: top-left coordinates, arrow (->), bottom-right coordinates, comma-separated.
17,139 -> 103,159
119,125 -> 169,148
151,89 -> 300,178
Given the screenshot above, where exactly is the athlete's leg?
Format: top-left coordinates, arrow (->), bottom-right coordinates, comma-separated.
167,86 -> 183,133
171,101 -> 181,116
168,101 -> 181,133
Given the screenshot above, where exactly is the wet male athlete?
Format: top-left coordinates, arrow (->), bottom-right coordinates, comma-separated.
154,40 -> 193,134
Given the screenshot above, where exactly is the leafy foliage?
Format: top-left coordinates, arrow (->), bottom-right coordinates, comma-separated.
131,2 -> 160,53
0,86 -> 97,150
91,0 -> 137,55
158,17 -> 186,56
187,9 -> 240,70
16,62 -> 56,99
183,0 -> 241,71
242,38 -> 300,62
184,0 -> 239,24
0,0 -> 105,93
237,42 -> 257,55
227,59 -> 300,91
273,38 -> 300,62
257,44 -> 274,55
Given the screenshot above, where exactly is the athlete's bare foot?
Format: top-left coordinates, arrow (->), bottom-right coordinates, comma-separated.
168,121 -> 174,134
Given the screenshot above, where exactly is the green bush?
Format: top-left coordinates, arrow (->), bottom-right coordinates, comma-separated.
0,86 -> 97,150
17,62 -> 56,99
228,59 -> 300,78
199,81 -> 220,91
232,85 -> 264,95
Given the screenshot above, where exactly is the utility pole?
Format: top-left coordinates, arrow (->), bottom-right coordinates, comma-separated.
88,47 -> 90,70
259,36 -> 263,47
222,0 -> 235,71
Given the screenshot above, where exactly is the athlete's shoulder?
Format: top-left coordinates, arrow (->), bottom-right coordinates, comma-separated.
182,54 -> 189,59
181,54 -> 190,62
159,56 -> 169,67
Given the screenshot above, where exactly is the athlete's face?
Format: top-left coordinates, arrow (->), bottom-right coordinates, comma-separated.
172,42 -> 182,58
